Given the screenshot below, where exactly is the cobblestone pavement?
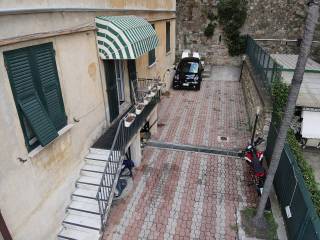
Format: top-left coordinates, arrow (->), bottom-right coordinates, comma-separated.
103,73 -> 257,239
154,77 -> 250,150
103,148 -> 257,240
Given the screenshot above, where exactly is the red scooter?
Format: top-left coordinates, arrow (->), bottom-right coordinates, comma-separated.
242,108 -> 271,211
242,137 -> 271,211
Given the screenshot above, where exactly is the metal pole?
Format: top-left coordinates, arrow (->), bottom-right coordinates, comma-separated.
239,55 -> 246,82
251,107 -> 261,145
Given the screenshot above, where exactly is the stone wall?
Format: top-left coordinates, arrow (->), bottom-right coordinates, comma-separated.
176,0 -> 320,66
176,0 -> 241,66
244,0 -> 320,62
240,58 -> 273,149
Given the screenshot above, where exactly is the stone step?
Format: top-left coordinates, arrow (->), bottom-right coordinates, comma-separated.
76,175 -> 114,191
86,153 -> 109,162
82,162 -> 118,175
62,212 -> 101,231
82,163 -> 105,173
68,199 -> 100,215
77,176 -> 101,187
81,169 -> 104,179
89,148 -> 110,155
72,187 -> 98,200
58,226 -> 100,240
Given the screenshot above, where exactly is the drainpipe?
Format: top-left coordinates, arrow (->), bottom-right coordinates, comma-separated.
251,107 -> 260,145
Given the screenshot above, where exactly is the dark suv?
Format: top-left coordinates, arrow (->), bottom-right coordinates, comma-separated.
173,57 -> 203,90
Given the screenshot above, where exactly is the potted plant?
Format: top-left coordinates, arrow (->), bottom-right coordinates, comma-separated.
135,103 -> 144,115
157,82 -> 164,90
150,88 -> 157,97
143,96 -> 152,105
146,90 -> 154,98
124,113 -> 136,127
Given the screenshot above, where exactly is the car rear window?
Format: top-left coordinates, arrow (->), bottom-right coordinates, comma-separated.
179,62 -> 199,74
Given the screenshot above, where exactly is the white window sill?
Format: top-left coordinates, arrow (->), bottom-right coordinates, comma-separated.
166,51 -> 172,56
148,61 -> 157,69
28,124 -> 74,158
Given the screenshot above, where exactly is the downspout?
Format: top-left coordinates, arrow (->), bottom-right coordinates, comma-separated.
93,30 -> 109,127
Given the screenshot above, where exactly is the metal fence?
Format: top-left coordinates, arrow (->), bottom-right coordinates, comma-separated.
265,118 -> 320,240
246,36 -> 320,239
246,36 -> 283,91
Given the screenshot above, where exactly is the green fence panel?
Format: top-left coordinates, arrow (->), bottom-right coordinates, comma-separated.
265,121 -> 320,239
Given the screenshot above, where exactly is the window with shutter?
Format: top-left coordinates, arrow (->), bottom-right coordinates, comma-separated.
166,21 -> 171,53
4,43 -> 66,151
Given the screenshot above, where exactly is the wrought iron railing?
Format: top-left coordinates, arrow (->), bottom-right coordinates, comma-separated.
96,88 -> 161,229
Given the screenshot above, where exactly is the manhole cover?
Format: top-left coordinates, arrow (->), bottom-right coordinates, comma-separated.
218,136 -> 229,142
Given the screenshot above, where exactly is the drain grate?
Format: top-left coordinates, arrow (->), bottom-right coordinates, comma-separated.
218,136 -> 229,142
146,140 -> 241,157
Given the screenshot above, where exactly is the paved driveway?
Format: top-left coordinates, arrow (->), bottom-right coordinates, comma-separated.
103,66 -> 257,240
154,66 -> 249,150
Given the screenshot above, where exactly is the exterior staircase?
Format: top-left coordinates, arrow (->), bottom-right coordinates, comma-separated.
57,79 -> 161,240
58,148 -> 117,240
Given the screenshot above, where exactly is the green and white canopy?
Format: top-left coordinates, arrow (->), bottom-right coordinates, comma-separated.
95,15 -> 159,59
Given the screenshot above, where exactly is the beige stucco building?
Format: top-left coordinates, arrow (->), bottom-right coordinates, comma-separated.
0,1 -> 176,239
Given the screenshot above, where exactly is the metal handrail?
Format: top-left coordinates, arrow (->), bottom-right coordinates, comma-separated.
95,85 -> 161,229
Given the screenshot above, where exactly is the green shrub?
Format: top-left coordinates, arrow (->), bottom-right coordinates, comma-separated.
207,11 -> 218,22
217,0 -> 248,56
226,35 -> 247,56
204,22 -> 216,38
272,79 -> 320,216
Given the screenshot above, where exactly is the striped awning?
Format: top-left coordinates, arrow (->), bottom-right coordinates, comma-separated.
95,15 -> 159,59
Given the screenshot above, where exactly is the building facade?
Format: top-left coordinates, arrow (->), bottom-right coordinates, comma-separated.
0,1 -> 176,239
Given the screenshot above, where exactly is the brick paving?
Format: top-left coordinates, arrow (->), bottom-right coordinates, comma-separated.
155,78 -> 250,150
103,76 -> 257,240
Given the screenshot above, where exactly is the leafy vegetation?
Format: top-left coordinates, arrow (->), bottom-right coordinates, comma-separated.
204,11 -> 218,38
241,208 -> 278,239
204,22 -> 217,37
217,0 -> 248,56
272,79 -> 320,215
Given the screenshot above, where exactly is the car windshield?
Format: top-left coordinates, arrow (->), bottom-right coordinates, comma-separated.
179,61 -> 199,74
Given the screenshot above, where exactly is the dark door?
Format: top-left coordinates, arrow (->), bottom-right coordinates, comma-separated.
128,60 -> 137,103
104,60 -> 119,122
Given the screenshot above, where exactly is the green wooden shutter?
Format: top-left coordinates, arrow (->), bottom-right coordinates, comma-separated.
4,49 -> 58,147
32,43 -> 67,130
19,94 -> 59,146
166,21 -> 171,53
128,60 -> 137,103
104,60 -> 119,122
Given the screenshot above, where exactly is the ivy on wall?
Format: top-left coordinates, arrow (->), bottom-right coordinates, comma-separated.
217,0 -> 247,56
272,79 -> 320,215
